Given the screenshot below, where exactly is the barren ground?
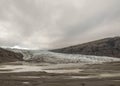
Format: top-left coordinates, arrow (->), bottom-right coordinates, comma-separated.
0,62 -> 120,86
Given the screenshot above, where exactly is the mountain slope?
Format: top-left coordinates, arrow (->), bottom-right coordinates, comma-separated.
0,48 -> 23,63
6,49 -> 120,64
51,37 -> 120,58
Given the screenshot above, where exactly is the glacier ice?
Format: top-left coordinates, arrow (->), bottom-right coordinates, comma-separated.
20,50 -> 120,64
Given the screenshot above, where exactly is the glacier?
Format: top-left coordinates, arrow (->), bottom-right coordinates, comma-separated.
19,50 -> 120,64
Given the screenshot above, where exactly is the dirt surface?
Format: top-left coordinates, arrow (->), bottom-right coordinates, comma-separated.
0,62 -> 120,86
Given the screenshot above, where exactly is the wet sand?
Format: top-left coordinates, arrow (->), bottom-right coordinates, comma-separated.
0,62 -> 120,86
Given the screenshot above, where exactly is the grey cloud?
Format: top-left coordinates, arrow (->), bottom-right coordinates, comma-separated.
0,0 -> 120,49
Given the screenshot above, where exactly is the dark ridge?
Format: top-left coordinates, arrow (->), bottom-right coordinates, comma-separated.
51,37 -> 120,58
0,48 -> 23,63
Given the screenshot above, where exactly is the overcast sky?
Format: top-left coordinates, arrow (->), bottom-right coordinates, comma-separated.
0,0 -> 120,49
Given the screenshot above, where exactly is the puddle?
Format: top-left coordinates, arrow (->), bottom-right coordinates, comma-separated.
99,73 -> 120,78
113,80 -> 120,82
71,73 -> 120,79
70,73 -> 120,79
22,82 -> 30,85
0,65 -> 43,72
71,76 -> 97,79
0,63 -> 84,73
44,69 -> 81,73
18,76 -> 41,79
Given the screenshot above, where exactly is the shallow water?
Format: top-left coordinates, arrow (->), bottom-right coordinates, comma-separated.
44,69 -> 81,73
99,73 -> 120,78
0,65 -> 43,72
0,62 -> 120,80
0,63 -> 84,73
71,76 -> 97,79
70,73 -> 120,79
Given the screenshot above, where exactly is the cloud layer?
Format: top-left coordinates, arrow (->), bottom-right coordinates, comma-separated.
0,0 -> 120,49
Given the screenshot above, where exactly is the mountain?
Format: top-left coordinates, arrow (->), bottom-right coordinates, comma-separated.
0,48 -> 23,63
5,48 -> 119,64
1,36 -> 120,63
51,37 -> 120,58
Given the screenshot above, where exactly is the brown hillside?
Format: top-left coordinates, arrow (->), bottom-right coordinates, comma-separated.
51,37 -> 120,58
0,48 -> 23,63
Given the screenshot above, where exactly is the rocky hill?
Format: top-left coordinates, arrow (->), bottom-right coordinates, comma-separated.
51,37 -> 120,58
0,48 -> 23,63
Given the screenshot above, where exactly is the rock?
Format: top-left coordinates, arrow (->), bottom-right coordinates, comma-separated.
0,48 -> 23,63
51,37 -> 120,58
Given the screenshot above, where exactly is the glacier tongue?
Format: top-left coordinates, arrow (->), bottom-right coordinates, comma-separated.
21,50 -> 120,64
